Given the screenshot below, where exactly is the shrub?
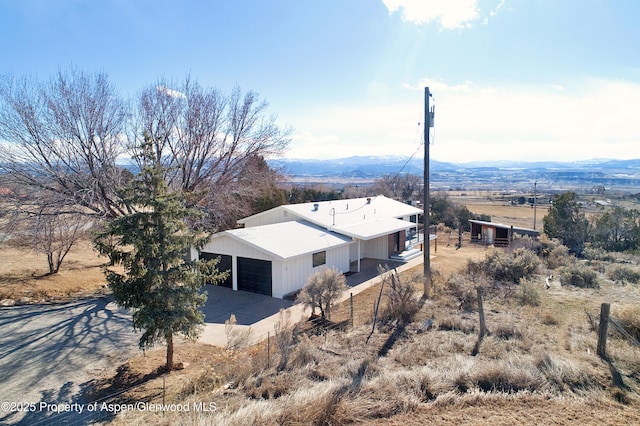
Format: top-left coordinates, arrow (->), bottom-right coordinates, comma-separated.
613,305 -> 640,343
582,246 -> 615,262
607,265 -> 640,284
466,247 -> 540,283
546,244 -> 572,269
274,309 -> 297,371
225,314 -> 253,351
516,279 -> 541,307
446,273 -> 479,312
296,267 -> 348,318
557,262 -> 599,288
379,268 -> 420,326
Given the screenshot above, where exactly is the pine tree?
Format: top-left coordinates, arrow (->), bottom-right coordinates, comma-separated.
94,138 -> 223,371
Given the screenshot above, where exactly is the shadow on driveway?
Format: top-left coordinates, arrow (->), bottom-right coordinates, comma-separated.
201,286 -> 292,326
0,297 -> 140,425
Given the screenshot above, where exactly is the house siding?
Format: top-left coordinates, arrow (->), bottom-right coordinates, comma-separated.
362,236 -> 389,260
240,209 -> 292,227
275,244 -> 351,298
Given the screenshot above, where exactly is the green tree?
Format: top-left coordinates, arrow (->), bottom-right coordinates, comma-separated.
543,192 -> 589,255
593,207 -> 640,252
93,139 -> 224,371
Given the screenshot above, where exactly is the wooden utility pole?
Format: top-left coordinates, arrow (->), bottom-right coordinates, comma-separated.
533,181 -> 538,230
423,87 -> 432,298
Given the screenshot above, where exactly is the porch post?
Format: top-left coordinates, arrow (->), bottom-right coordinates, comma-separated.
232,255 -> 238,291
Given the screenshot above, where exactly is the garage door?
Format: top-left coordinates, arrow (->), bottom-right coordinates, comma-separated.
200,252 -> 232,288
237,257 -> 272,296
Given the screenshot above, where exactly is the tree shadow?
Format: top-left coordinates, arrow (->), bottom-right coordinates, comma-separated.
0,297 -> 141,425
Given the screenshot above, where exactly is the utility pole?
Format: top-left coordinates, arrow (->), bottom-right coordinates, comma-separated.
423,87 -> 433,298
533,181 -> 537,230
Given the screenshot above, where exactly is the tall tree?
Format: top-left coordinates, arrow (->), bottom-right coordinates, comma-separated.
93,139 -> 224,371
131,77 -> 291,229
543,192 -> 590,255
592,207 -> 640,252
0,68 -> 129,217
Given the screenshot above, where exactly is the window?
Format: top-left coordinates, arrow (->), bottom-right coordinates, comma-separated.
312,251 -> 326,267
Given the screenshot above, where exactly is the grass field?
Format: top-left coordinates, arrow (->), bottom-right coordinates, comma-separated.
2,198 -> 640,425
0,239 -> 107,303
92,242 -> 640,426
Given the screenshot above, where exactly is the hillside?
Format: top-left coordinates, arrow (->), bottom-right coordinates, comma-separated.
92,242 -> 640,425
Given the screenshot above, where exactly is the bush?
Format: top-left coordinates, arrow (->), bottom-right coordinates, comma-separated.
296,267 -> 348,318
466,247 -> 540,283
607,265 -> 640,284
516,279 -> 541,307
545,244 -> 572,270
582,246 -> 615,262
379,269 -> 420,326
613,305 -> 640,343
557,262 -> 599,288
446,273 -> 479,312
225,314 -> 253,351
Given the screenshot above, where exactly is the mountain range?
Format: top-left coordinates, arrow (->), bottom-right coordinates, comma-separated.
269,156 -> 640,191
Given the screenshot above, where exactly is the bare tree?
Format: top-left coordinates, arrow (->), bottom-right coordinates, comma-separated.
372,174 -> 422,202
131,77 -> 291,229
6,201 -> 90,275
296,267 -> 348,318
0,68 -> 129,218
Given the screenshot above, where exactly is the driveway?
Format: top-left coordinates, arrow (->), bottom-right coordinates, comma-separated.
0,297 -> 140,425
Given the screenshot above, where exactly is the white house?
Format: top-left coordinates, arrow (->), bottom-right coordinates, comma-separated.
198,195 -> 423,299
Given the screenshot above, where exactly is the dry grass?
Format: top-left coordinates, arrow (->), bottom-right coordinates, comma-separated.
93,238 -> 640,425
5,197 -> 639,424
0,238 -> 109,303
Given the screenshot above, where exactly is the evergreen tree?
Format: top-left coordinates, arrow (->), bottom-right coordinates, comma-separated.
93,138 -> 223,371
543,191 -> 589,255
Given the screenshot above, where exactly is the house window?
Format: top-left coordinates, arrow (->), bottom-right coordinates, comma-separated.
312,251 -> 326,267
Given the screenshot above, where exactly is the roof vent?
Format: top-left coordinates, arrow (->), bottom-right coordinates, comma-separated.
313,203 -> 319,211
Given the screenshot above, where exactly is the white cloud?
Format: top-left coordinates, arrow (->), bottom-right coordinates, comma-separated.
285,78 -> 640,163
157,85 -> 186,98
381,0 -> 480,29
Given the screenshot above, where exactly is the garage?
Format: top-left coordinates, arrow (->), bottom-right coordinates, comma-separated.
237,257 -> 272,296
200,252 -> 232,288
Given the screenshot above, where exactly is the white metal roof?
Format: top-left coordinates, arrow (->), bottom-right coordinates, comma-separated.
468,219 -> 540,235
239,195 -> 422,240
332,217 -> 418,240
219,221 -> 352,260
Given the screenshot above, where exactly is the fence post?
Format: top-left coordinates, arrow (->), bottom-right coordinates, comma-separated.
477,286 -> 486,338
350,293 -> 354,329
597,303 -> 610,359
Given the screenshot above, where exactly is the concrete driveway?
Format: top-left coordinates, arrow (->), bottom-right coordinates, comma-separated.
201,285 -> 292,325
0,297 -> 140,425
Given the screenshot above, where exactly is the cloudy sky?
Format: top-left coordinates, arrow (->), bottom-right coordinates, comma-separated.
2,0 -> 639,163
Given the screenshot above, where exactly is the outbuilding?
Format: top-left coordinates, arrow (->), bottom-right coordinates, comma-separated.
469,219 -> 540,247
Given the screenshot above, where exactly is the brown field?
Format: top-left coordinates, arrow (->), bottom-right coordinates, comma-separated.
3,198 -> 640,425
0,239 -> 108,303
95,242 -> 640,426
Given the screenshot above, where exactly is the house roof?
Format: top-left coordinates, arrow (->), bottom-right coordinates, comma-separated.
468,219 -> 540,236
218,221 -> 352,260
239,195 -> 422,240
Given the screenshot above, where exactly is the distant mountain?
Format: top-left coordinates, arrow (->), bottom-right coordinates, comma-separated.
269,155 -> 459,178
271,156 -> 640,177
269,156 -> 640,190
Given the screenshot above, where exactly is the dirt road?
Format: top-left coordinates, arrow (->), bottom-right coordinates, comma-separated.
0,297 -> 140,425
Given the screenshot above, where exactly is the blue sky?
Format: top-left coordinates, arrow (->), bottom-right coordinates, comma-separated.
2,0 -> 640,163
